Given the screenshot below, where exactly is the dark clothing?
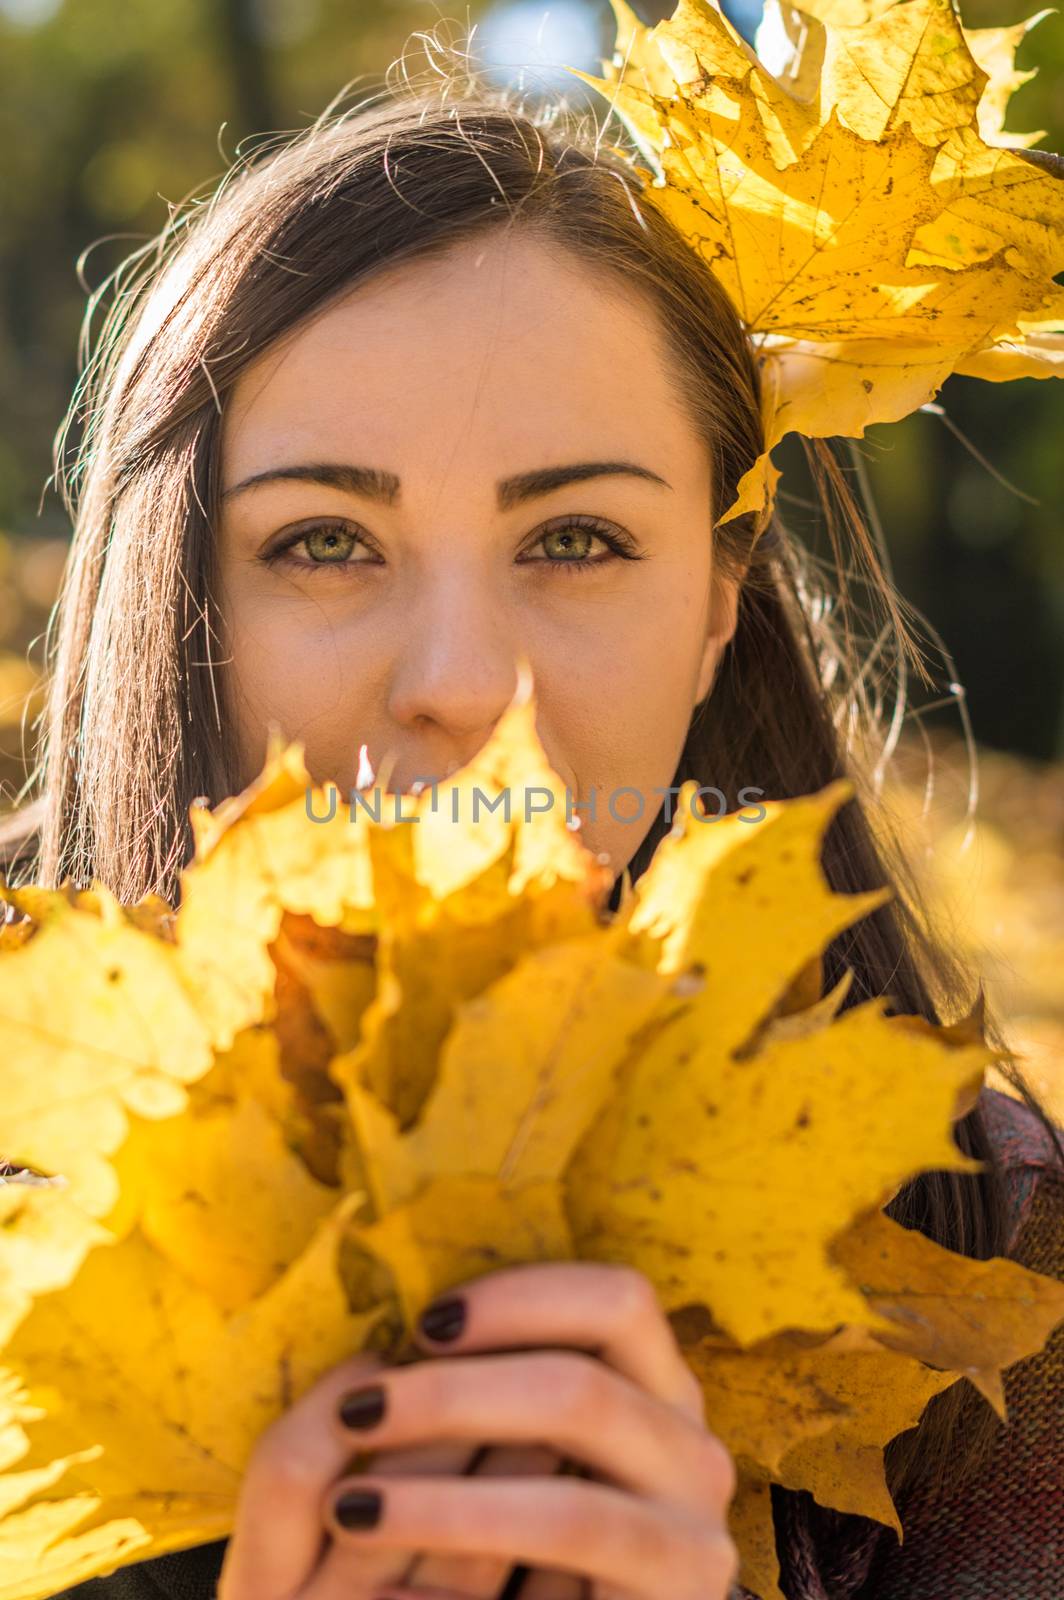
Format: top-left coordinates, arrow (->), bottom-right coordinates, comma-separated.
51,1540 -> 228,1600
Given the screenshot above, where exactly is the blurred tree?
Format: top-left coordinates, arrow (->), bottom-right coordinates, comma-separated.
217,0 -> 280,134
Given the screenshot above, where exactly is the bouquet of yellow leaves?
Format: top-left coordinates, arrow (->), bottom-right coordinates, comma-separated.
2,667 -> 1063,1600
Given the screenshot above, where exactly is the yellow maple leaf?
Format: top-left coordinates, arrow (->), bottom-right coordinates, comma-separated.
174,735 -> 376,1053
0,894 -> 214,1219
828,1203 -> 1064,1416
338,935 -> 674,1291
680,1329 -> 956,1596
964,8 -> 1053,149
567,0 -> 1064,526
728,1464 -> 786,1600
0,1189 -> 384,1599
774,1348 -> 956,1529
768,0 -> 1052,150
564,819 -> 988,1345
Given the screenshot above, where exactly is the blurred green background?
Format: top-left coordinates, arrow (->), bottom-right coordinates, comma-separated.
0,0 -> 1062,810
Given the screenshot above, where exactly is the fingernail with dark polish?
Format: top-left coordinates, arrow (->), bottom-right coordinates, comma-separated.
338,1385 -> 386,1430
418,1295 -> 466,1342
334,1487 -> 382,1530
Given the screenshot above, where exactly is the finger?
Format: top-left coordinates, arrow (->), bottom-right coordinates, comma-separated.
363,1440 -> 496,1587
371,1441 -> 484,1479
320,1474 -> 739,1600
330,1350 -> 736,1515
220,1353 -> 484,1599
220,1351 -> 390,1600
412,1263 -> 705,1423
519,1572 -> 585,1598
371,1587 -> 473,1600
369,1589 -> 491,1600
406,1444 -> 563,1597
371,1590 -> 474,1600
302,1443 -> 561,1599
338,1440 -> 490,1594
370,1577 -> 583,1600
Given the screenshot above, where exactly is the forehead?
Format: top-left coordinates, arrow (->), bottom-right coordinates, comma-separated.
221,231 -> 706,492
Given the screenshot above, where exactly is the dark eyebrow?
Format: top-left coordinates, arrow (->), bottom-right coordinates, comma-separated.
221,460 -> 672,510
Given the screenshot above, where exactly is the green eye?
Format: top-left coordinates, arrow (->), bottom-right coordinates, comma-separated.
540,526 -> 596,561
304,526 -> 359,563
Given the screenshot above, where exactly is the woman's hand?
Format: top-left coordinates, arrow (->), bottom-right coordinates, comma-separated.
219,1261 -> 739,1600
219,1368 -> 565,1600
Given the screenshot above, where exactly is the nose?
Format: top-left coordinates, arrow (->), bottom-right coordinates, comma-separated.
383,569 -> 526,762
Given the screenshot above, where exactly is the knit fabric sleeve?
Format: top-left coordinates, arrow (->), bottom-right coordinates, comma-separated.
851,1085 -> 1064,1600
45,1538 -> 228,1600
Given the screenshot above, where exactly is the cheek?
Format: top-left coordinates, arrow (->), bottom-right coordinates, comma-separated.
220,594 -> 369,786
541,579 -> 707,865
545,636 -> 696,847
566,591 -> 704,750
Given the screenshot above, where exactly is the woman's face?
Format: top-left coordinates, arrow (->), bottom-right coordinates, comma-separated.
217,230 -> 740,879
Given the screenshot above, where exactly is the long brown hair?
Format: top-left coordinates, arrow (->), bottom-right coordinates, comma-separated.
1,32 -> 1060,1599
